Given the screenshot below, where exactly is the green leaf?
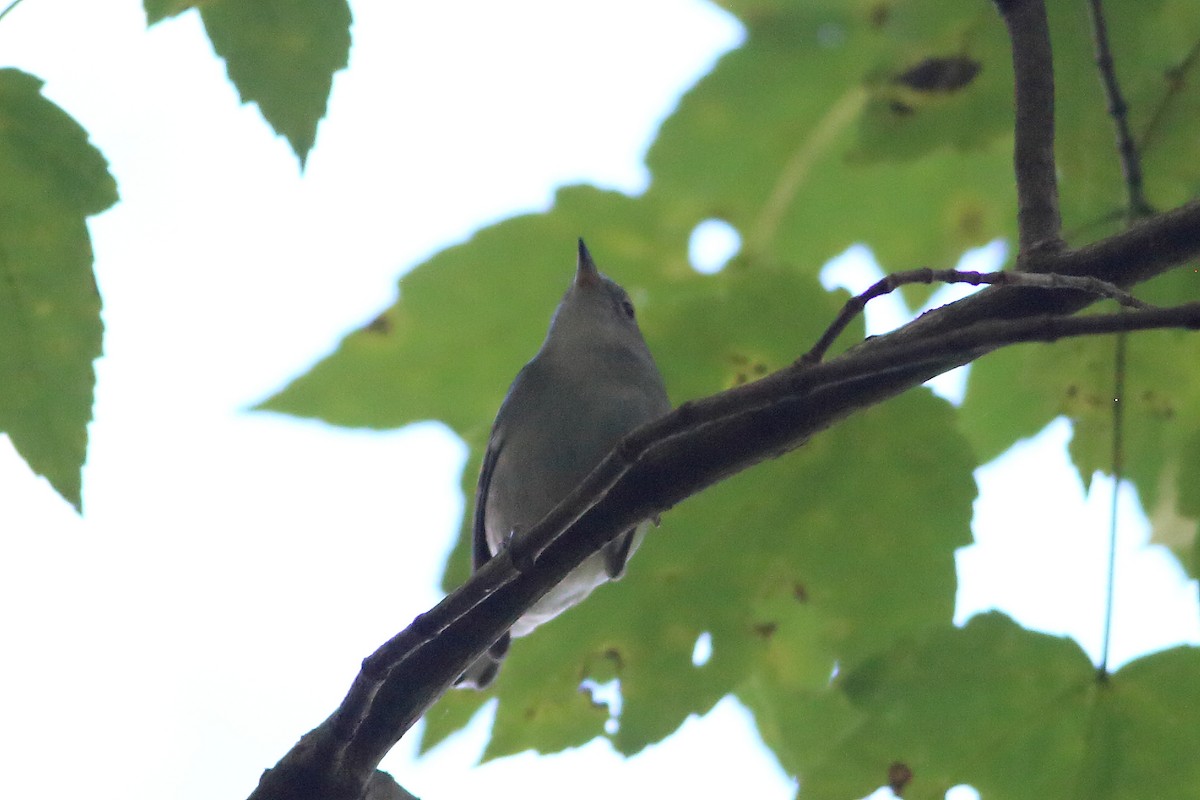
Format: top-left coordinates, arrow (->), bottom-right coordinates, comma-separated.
483,669 -> 611,761
1048,0 -> 1200,236
143,0 -> 196,25
0,69 -> 118,511
786,613 -> 1200,800
198,0 -> 352,166
645,0 -> 1016,284
415,688 -> 489,755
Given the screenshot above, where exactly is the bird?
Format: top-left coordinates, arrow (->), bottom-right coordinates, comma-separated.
456,238 -> 671,689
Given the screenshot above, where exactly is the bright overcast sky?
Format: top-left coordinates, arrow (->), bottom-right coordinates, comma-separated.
0,2 -> 1196,800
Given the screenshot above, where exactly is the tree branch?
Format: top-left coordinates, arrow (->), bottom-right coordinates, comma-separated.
1086,0 -> 1151,219
1139,37 -> 1200,157
803,268 -> 1150,364
994,0 -> 1064,255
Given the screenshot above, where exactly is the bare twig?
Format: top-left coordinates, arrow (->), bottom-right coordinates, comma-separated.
1086,0 -> 1152,219
824,303 -> 1200,388
1139,38 -> 1200,156
803,268 -> 1152,364
994,0 -> 1064,255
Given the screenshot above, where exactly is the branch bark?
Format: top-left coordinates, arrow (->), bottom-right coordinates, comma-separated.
1086,0 -> 1150,219
994,0 -> 1064,256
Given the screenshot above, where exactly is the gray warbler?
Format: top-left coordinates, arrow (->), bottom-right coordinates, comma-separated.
457,239 -> 671,689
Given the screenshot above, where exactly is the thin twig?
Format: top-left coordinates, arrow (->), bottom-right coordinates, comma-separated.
1086,0 -> 1152,219
809,303 -> 1200,391
994,0 -> 1064,255
1085,0 -> 1148,679
1139,38 -> 1200,156
803,268 -> 1152,364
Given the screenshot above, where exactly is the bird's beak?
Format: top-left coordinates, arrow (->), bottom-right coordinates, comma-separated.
575,238 -> 601,288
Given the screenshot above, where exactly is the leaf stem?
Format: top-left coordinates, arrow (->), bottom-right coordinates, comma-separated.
1098,330 -> 1126,679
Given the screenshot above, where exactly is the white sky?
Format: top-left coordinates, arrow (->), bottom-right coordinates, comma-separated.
0,2 -> 1195,800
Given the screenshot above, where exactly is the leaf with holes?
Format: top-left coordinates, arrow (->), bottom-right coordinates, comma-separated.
783,613 -> 1200,800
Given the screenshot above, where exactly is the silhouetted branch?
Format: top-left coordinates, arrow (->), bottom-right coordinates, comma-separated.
1139,38 -> 1200,156
1086,0 -> 1151,218
804,268 -> 1150,364
994,0 -> 1063,255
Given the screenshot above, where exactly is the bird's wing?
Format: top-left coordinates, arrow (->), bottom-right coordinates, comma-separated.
472,428 -> 503,571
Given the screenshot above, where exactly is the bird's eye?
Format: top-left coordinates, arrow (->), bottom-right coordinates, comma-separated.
620,298 -> 635,319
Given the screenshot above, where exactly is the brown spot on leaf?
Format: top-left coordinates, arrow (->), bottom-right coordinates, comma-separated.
726,353 -> 770,388
889,99 -> 915,116
603,647 -> 625,670
1141,389 -> 1177,420
363,313 -> 391,335
897,56 -> 981,92
869,3 -> 889,27
753,622 -> 778,639
954,202 -> 986,241
793,583 -> 809,602
888,761 -> 914,795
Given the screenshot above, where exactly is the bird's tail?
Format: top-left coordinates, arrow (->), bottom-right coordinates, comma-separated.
454,631 -> 511,690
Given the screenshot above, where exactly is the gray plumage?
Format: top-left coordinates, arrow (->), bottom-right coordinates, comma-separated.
457,239 -> 671,689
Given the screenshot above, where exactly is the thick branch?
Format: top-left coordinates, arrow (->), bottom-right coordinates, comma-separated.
995,0 -> 1064,255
